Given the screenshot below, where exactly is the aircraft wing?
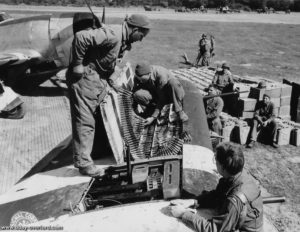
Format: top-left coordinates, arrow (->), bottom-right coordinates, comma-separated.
0,49 -> 41,66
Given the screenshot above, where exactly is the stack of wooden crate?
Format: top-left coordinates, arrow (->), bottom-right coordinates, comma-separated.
220,113 -> 250,145
297,96 -> 300,123
279,84 -> 292,120
276,119 -> 300,146
235,82 -> 292,119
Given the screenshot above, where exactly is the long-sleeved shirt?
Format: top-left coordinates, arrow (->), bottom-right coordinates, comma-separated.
254,101 -> 275,120
181,170 -> 263,232
206,97 -> 224,119
147,65 -> 184,118
212,70 -> 233,90
72,26 -> 119,72
71,23 -> 131,74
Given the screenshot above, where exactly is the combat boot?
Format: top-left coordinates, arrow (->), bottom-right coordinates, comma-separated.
271,142 -> 279,148
79,164 -> 105,178
246,140 -> 255,148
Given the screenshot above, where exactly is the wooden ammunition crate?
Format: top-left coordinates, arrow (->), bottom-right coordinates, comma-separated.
234,83 -> 250,99
276,127 -> 292,146
280,96 -> 291,106
297,110 -> 300,123
241,111 -> 255,119
272,98 -> 280,108
274,107 -> 279,117
249,87 -> 281,100
231,125 -> 250,145
238,98 -> 257,112
290,129 -> 300,146
222,125 -> 235,142
280,115 -> 291,121
279,106 -> 290,117
281,84 -> 292,97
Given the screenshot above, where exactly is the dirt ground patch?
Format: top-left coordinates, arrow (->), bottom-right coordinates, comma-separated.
244,144 -> 300,232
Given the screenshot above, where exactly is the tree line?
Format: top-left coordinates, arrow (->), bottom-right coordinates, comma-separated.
0,0 -> 299,11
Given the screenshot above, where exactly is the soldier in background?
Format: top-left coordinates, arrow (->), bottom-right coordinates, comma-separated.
132,62 -> 189,126
247,93 -> 279,148
194,34 -> 215,67
212,63 -> 234,114
205,85 -> 224,135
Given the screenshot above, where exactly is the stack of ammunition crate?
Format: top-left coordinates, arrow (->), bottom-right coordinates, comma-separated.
279,84 -> 292,120
275,119 -> 293,146
236,82 -> 292,120
220,113 -> 250,145
297,95 -> 300,123
234,83 -> 255,118
275,119 -> 300,146
248,82 -> 281,117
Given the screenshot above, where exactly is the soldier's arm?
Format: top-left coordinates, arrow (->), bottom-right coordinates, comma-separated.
254,103 -> 263,123
181,197 -> 242,232
265,102 -> 276,121
72,29 -> 107,66
206,98 -> 223,119
151,69 -> 169,118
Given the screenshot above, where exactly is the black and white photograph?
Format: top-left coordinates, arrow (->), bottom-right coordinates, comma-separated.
0,0 -> 299,231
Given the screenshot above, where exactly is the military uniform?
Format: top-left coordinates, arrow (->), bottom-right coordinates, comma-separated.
212,69 -> 234,92
182,170 -> 263,232
133,65 -> 185,119
212,68 -> 234,114
66,19 -> 138,170
206,96 -> 224,135
250,100 -> 278,143
195,37 -> 211,66
67,26 -> 119,169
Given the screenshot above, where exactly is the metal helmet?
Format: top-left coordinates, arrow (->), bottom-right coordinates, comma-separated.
127,14 -> 151,29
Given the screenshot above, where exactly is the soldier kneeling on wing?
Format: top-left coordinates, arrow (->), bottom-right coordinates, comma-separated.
132,61 -> 189,126
0,81 -> 25,119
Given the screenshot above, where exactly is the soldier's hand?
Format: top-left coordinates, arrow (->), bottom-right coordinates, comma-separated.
170,199 -> 196,208
144,117 -> 155,126
169,205 -> 187,218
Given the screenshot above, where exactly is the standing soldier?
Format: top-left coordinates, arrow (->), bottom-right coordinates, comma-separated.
132,62 -> 189,126
67,14 -> 151,177
194,34 -> 214,67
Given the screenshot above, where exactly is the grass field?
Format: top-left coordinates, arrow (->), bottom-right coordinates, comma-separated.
118,18 -> 300,83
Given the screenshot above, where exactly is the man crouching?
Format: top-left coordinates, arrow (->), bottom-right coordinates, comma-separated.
169,142 -> 263,232
132,61 -> 189,125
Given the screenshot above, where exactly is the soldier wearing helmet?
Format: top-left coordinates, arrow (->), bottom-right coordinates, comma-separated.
67,14 -> 151,177
194,33 -> 214,67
